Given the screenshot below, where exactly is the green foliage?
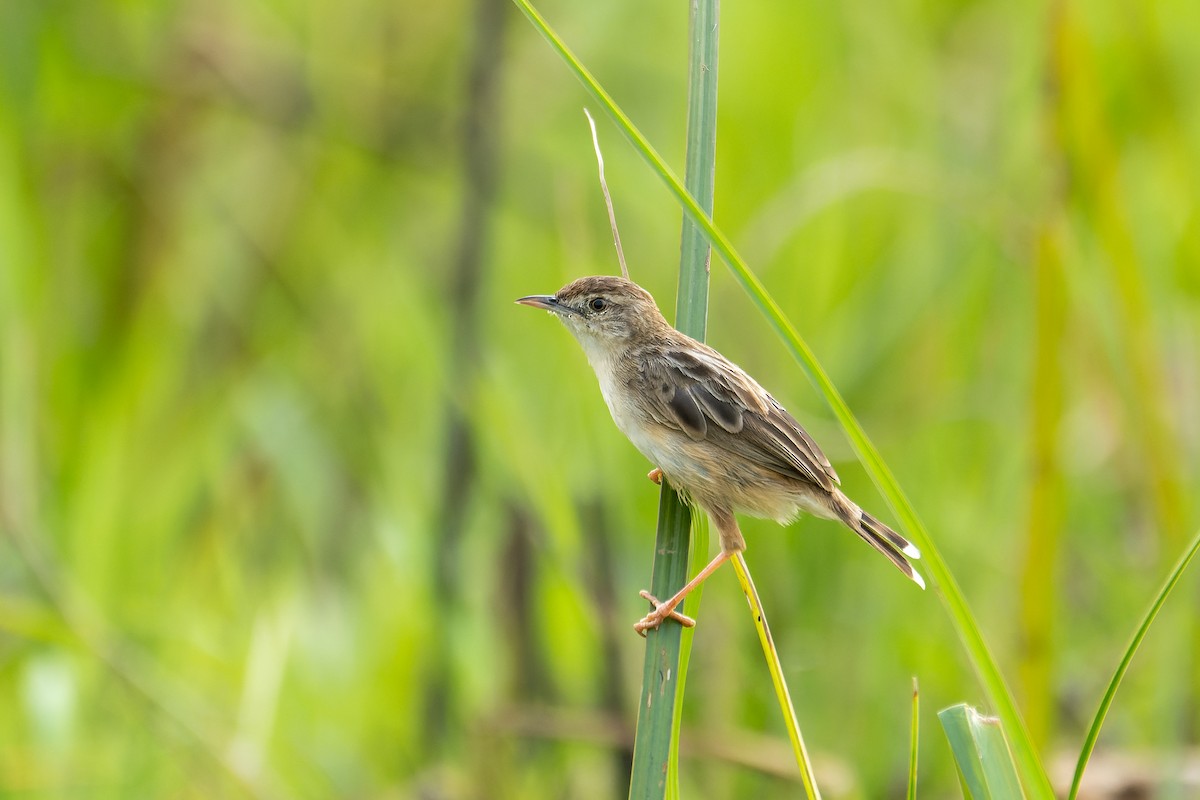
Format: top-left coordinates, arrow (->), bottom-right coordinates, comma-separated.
514,0 -> 1051,791
1,0 -> 1198,797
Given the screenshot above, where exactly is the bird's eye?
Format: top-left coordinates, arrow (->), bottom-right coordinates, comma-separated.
588,297 -> 607,312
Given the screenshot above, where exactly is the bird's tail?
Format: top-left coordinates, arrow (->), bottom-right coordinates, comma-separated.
847,509 -> 926,590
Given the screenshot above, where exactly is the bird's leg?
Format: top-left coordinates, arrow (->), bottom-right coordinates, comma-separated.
646,467 -> 663,485
633,509 -> 744,636
633,550 -> 734,636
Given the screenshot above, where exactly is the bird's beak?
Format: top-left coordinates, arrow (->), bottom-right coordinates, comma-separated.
515,294 -> 580,316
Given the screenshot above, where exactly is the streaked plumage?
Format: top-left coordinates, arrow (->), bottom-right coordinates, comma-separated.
518,275 -> 923,631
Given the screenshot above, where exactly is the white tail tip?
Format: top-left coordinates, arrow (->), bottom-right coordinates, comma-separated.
903,542 -> 922,560
911,568 -> 926,591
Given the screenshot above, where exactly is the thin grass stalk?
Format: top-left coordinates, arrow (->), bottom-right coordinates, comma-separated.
1050,1 -> 1196,746
629,1 -> 718,796
1069,526 -> 1200,799
1019,8 -> 1073,741
1050,2 -> 1188,548
666,514 -> 707,798
507,3 -> 1053,794
731,554 -> 821,798
1017,223 -> 1067,748
908,679 -> 919,800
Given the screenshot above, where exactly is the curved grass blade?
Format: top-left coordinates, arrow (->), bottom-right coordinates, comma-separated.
731,554 -> 822,798
1068,526 -> 1200,799
508,1 -> 1053,794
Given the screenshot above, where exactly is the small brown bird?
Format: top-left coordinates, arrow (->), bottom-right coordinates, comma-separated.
518,275 -> 924,634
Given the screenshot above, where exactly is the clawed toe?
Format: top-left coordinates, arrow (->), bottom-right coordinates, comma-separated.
633,590 -> 696,636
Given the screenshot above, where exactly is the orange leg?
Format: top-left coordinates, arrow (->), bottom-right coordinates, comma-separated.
647,467 -> 663,485
633,550 -> 735,636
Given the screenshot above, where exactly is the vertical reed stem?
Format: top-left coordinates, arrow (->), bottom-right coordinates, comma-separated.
629,1 -> 719,797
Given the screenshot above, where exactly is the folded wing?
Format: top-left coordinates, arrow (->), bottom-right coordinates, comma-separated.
637,343 -> 839,491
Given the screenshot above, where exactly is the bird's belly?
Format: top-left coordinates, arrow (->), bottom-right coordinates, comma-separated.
618,424 -> 826,524
597,374 -> 832,524
606,402 -> 707,487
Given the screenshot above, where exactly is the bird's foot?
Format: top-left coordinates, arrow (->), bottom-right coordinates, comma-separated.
633,590 -> 695,637
647,467 -> 663,485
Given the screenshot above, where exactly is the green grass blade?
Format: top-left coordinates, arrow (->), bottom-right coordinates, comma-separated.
731,554 -> 822,798
666,512 -> 708,799
673,0 -> 719,339
908,679 -> 920,800
938,704 -> 1024,799
1068,526 -> 1200,799
665,3 -> 718,790
509,1 -> 1053,795
629,0 -> 718,796
630,490 -> 694,799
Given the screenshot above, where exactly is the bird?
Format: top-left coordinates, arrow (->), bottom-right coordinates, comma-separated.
517,275 -> 924,634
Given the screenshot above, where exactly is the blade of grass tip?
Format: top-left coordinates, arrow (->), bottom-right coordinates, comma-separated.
1069,526 -> 1200,800
940,705 -> 992,798
908,678 -> 919,800
511,1 -> 1052,794
939,704 -> 1024,800
731,554 -> 821,799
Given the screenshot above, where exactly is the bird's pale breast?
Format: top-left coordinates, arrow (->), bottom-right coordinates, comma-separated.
582,335 -> 836,526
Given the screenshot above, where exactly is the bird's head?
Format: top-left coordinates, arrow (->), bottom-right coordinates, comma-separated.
516,276 -> 669,354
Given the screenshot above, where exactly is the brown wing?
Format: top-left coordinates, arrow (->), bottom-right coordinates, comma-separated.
635,343 -> 839,491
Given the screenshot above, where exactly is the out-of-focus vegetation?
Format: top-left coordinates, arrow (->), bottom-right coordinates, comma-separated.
1,0 -> 1198,797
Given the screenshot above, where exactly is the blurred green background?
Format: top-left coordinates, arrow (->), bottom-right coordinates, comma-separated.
1,0 -> 1198,797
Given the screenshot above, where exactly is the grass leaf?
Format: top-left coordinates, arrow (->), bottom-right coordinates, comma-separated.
731,554 -> 822,797
939,704 -> 1024,799
629,0 -> 718,795
1068,527 -> 1200,799
630,490 -> 694,799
